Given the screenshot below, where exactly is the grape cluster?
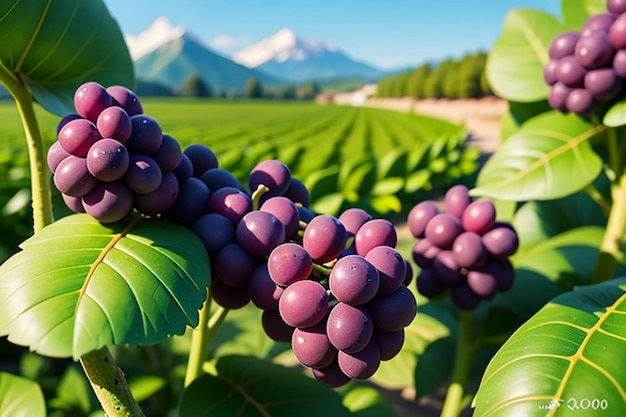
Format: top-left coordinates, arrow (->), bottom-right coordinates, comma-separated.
544,0 -> 626,115
409,185 -> 518,310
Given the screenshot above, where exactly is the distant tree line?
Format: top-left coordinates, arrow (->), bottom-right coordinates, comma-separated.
376,51 -> 492,99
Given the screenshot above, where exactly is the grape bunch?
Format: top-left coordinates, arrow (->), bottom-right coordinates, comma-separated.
543,0 -> 626,115
409,185 -> 518,310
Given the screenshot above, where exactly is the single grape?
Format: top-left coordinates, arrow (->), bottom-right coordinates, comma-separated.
56,114 -> 82,135
584,67 -> 623,100
124,155 -> 163,194
134,171 -> 179,216
86,138 -> 130,182
82,181 -> 134,223
431,250 -> 463,286
366,285 -> 417,332
412,238 -> 441,269
452,231 -> 488,269
566,88 -> 595,115
260,196 -> 300,240
47,141 -> 71,173
339,207 -> 373,237
167,177 -> 210,227
278,280 -> 328,328
556,56 -> 587,88
354,218 -> 397,256
329,255 -> 380,305
450,281 -> 481,310
237,210 -> 286,257
74,81 -> 112,122
614,49 -> 626,78
337,340 -> 381,380
326,302 -> 373,353
444,184 -> 472,219
199,168 -> 241,193
248,263 -> 284,310
481,224 -> 519,258
62,193 -> 85,213
207,186 -> 252,224
249,159 -> 291,197
151,134 -> 183,173
298,206 -> 316,224
267,242 -> 313,287
214,243 -> 258,287
608,0 -> 626,15
126,115 -> 163,155
548,31 -> 581,59
261,309 -> 295,343
548,82 -> 573,112
184,144 -> 218,176
575,31 -> 615,69
53,155 -> 98,197
173,153 -> 194,181
302,214 -> 347,263
582,13 -> 617,37
311,360 -> 351,388
372,328 -> 405,361
58,118 -> 102,157
364,246 -> 406,295
96,106 -> 132,143
292,322 -> 338,369
282,177 -> 310,207
493,257 -> 515,292
416,268 -> 448,298
191,213 -> 236,256
461,199 -> 496,235
211,279 -> 250,309
106,85 -> 143,116
466,266 -> 499,299
424,213 -> 463,249
609,12 -> 626,49
407,200 -> 439,238
543,59 -> 560,86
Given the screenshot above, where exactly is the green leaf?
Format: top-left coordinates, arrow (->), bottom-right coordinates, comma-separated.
603,95 -> 626,127
473,278 -> 626,416
0,371 -> 46,417
179,355 -> 351,417
486,9 -> 562,102
472,111 -> 604,201
341,384 -> 395,417
0,213 -> 210,359
372,177 -> 405,196
562,0 -> 606,30
127,376 -> 167,403
0,1 -> 133,116
49,364 -> 94,413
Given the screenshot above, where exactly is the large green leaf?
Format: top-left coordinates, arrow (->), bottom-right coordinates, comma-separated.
0,0 -> 133,115
471,111 -> 604,201
341,385 -> 395,417
486,9 -> 561,102
179,355 -> 351,417
562,0 -> 606,30
0,213 -> 210,359
0,371 -> 46,417
473,278 -> 626,416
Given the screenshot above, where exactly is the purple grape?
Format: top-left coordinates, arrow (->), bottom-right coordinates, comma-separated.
493,258 -> 515,291
283,177 -> 310,207
431,250 -> 462,286
302,214 -> 347,263
326,303 -> 373,353
53,155 -> 98,197
549,31 -> 581,59
167,177 -> 210,227
151,134 -> 183,173
366,285 -> 417,332
575,31 -> 615,69
582,13 -> 617,37
412,238 -> 441,269
584,67 -> 623,100
96,106 -> 132,143
311,360 -> 351,388
292,322 -> 337,369
482,224 -> 519,258
298,206 -> 316,223
199,168 -> 241,193
126,115 -> 163,155
543,59 -> 560,86
610,12 -> 626,49
337,340 -> 380,380
466,266 -> 499,299
566,88 -> 595,114
450,281 -> 481,310
329,255 -> 379,305
260,196 -> 300,240
191,213 -> 236,256
248,264 -> 284,310
339,208 -> 373,237
372,328 -> 404,361
82,181 -> 134,223
207,186 -> 252,224
548,82 -> 573,112
267,243 -> 313,287
452,231 -> 488,269
608,0 -> 626,14
364,246 -> 406,295
461,199 -> 496,235
47,141 -> 71,173
444,184 -> 472,219
556,56 -> 587,87
56,114 -> 82,135
237,210 -> 285,257
214,242 -> 258,287
407,201 -> 439,238
416,269 -> 447,298
403,260 -> 414,286
248,159 -> 291,196
184,144 -> 218,176
58,118 -> 102,157
354,218 -> 397,257
86,138 -> 129,182
124,155 -> 163,194
261,309 -> 295,342
173,153 -> 194,181
424,213 -> 463,249
74,81 -> 112,122
106,85 -> 143,116
279,280 -> 329,328
211,279 -> 250,309
134,171 -> 179,216
613,49 -> 626,78
62,193 -> 85,213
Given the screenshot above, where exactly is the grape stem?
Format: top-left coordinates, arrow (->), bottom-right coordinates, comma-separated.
251,184 -> 270,211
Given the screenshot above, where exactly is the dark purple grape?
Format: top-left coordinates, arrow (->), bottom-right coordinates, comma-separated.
207,186 -> 252,224
96,106 -> 131,143
106,85 -> 143,116
283,177 -> 310,207
126,115 -> 163,155
424,213 -> 463,249
302,214 -> 347,263
292,322 -> 337,369
407,201 -> 439,238
74,81 -> 112,122
214,242 -> 258,287
403,260 -> 414,286
211,279 -> 250,309
614,49 -> 626,78
337,340 -> 380,380
339,208 -> 373,237
248,159 -> 291,196
582,13 -> 617,37
134,171 -> 179,216
610,12 -> 626,49
366,285 -> 417,332
466,267 -> 499,299
47,141 -> 71,173
261,309 -> 295,342
431,250 -> 462,286
354,218 -> 397,257
482,224 -> 519,258
237,210 -> 285,257
278,280 -> 328,328
167,177 -> 210,227
575,31 -> 615,69
556,56 -> 587,87
82,181 -> 133,223
267,242 -> 313,287
298,206 -> 316,223
549,31 -> 581,59
173,153 -> 193,181
364,246 -> 406,295
124,155 -> 163,194
53,155 -> 98,197
461,199 -> 496,235
329,255 -> 379,305
151,134 -> 183,173
493,257 -> 515,291
248,263 -> 284,310
566,88 -> 595,114
62,193 -> 85,213
543,59 -> 560,86
184,144 -> 218,176
372,328 -> 404,361
450,281 -> 481,310
191,213 -> 236,256
199,168 -> 241,192
412,238 -> 441,269
548,82 -> 573,112
416,268 -> 447,298
58,118 -> 102,157
56,114 -> 82,135
311,360 -> 351,388
584,67 -> 623,100
452,231 -> 488,269
444,184 -> 472,219
327,303 -> 373,353
608,0 -> 626,14
260,196 -> 300,240
86,138 -> 129,182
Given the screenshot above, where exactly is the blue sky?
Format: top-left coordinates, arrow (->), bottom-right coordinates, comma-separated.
102,0 -> 563,69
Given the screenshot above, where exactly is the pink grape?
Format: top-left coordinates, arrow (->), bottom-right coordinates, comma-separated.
151,134 -> 183,173
337,340 -> 380,380
425,213 -> 463,249
126,115 -> 162,155
364,245 -> 406,295
548,31 -> 581,59
292,322 -> 337,369
96,106 -> 132,142
338,208 -> 373,236
248,264 -> 284,310
260,196 -> 300,240
354,218 -> 397,256
106,85 -> 143,116
444,184 -> 472,218
329,255 -> 379,305
134,171 -> 179,216
267,243 -> 313,287
207,186 -> 252,224
74,81 -> 112,122
407,201 -> 439,238
124,155 -> 163,194
278,280 -> 328,328
452,231 -> 488,269
249,159 -> 291,197
82,181 -> 134,223
86,138 -> 129,182
237,210 -> 286,257
461,199 -> 496,234
47,141 -> 71,173
302,214 -> 347,263
283,177 -> 310,207
53,155 -> 97,197
58,118 -> 102,157
327,303 -> 373,354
